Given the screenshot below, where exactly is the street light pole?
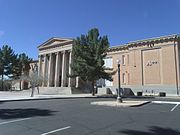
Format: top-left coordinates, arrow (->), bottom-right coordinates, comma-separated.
117,60 -> 122,103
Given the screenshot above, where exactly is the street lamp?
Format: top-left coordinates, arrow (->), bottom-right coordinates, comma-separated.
117,59 -> 122,103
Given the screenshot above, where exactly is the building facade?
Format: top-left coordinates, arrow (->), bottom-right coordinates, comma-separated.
35,34 -> 180,96
105,34 -> 180,96
36,38 -> 80,94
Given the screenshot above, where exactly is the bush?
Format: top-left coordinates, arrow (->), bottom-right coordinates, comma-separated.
0,80 -> 12,91
159,92 -> 166,97
137,91 -> 143,96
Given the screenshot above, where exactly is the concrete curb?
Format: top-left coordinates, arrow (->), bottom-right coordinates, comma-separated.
0,94 -> 122,102
130,101 -> 151,107
91,100 -> 151,107
1,94 -> 178,103
0,96 -> 97,102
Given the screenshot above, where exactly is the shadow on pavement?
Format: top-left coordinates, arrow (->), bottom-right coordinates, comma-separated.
0,101 -> 4,104
0,108 -> 55,119
119,126 -> 180,135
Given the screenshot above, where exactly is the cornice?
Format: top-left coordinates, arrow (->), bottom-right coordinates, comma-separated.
39,40 -> 74,51
108,34 -> 180,52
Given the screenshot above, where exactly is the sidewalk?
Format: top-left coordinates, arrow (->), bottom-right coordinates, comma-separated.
0,90 -> 151,107
0,90 -> 93,102
0,90 -> 179,102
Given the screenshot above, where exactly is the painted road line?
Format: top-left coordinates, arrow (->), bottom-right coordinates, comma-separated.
152,101 -> 180,105
171,104 -> 179,112
152,101 -> 180,111
0,118 -> 32,125
41,126 -> 71,135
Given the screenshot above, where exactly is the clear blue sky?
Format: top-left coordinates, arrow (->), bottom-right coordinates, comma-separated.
0,0 -> 180,60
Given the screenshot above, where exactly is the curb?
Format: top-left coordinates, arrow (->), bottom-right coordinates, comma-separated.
91,101 -> 151,107
0,95 -> 119,102
130,101 -> 151,107
0,95 -> 158,103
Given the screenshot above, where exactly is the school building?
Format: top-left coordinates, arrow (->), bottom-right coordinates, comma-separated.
30,34 -> 180,96
101,34 -> 180,96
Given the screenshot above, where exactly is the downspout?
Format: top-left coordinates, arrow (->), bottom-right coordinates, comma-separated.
174,40 -> 179,95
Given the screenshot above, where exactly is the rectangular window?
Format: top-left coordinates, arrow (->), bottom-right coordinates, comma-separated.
97,57 -> 113,87
122,73 -> 126,84
127,54 -> 129,66
104,57 -> 113,68
127,73 -> 130,85
122,55 -> 125,65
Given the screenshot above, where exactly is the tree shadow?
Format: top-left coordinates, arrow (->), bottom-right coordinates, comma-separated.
0,101 -> 4,104
0,108 -> 55,119
119,126 -> 180,135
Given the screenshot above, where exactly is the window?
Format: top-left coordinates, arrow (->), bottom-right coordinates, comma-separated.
122,73 -> 126,84
127,54 -> 129,65
104,57 -> 113,68
97,57 -> 113,87
127,73 -> 130,85
122,55 -> 125,65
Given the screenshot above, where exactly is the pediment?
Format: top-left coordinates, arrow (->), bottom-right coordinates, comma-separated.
38,37 -> 73,49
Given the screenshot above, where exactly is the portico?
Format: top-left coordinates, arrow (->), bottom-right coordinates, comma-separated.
38,38 -> 75,89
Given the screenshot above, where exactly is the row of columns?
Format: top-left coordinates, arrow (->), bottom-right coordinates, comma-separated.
38,50 -> 75,87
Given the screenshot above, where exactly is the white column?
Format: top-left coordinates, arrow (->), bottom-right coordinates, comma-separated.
55,52 -> 60,87
38,55 -> 42,87
68,51 -> 72,87
38,55 -> 42,77
43,55 -> 47,87
47,53 -> 53,87
76,77 -> 79,88
21,80 -> 24,90
61,51 -> 66,87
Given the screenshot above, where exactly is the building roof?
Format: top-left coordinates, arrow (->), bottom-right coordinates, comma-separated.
38,37 -> 73,49
108,34 -> 180,52
37,34 -> 180,52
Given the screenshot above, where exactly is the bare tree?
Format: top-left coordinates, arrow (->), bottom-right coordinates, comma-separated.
21,71 -> 46,97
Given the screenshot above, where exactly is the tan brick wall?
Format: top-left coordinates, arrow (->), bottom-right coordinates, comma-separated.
142,49 -> 161,85
108,41 -> 179,88
161,45 -> 176,85
128,50 -> 142,85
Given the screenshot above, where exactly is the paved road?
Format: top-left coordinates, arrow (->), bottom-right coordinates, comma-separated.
0,98 -> 180,135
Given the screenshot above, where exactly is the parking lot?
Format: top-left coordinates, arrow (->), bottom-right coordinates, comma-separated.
0,98 -> 180,135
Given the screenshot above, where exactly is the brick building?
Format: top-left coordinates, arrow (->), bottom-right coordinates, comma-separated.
102,34 -> 180,96
32,34 -> 180,96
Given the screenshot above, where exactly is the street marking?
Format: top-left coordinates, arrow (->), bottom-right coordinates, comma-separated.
41,126 -> 71,135
171,104 -> 179,112
152,101 -> 180,104
152,101 -> 180,111
0,118 -> 32,125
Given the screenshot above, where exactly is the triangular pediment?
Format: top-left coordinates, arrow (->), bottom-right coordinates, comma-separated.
38,37 -> 73,49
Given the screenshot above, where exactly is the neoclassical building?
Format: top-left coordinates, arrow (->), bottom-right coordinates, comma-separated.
32,34 -> 180,96
38,38 -> 74,87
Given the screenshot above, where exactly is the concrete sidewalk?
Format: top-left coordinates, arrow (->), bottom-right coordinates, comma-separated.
0,90 -> 93,102
0,90 -> 179,102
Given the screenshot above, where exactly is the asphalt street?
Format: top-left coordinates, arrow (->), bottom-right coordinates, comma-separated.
0,98 -> 180,135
